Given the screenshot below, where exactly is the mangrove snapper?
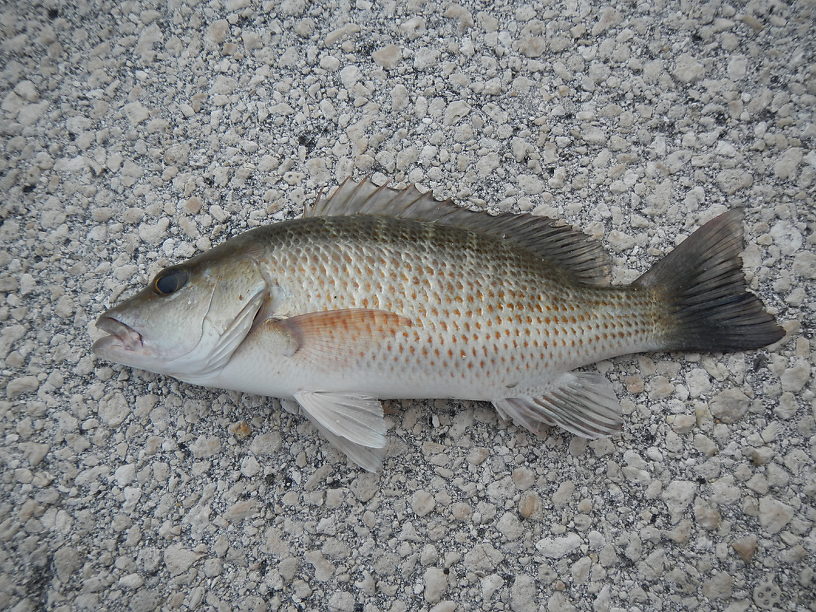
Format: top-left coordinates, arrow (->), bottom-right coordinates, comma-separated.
93,178 -> 784,471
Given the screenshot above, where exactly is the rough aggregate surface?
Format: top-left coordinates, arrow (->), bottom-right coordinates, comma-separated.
1,0 -> 814,610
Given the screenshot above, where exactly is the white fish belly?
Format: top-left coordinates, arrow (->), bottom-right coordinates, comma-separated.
213,293 -> 658,402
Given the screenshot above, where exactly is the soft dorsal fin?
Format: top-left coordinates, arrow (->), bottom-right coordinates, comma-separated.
305,178 -> 610,285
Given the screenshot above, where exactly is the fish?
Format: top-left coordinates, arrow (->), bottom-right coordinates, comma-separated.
93,178 -> 785,471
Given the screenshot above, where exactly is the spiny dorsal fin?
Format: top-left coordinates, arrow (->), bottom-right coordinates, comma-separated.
305,177 -> 611,285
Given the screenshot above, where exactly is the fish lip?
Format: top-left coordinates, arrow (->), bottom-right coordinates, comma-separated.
94,316 -> 144,352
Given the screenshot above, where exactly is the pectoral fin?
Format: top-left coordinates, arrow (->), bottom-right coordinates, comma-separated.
295,391 -> 387,472
259,308 -> 412,366
493,371 -> 622,439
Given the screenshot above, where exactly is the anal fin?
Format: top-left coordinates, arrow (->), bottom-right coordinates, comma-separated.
295,391 -> 387,472
493,371 -> 622,439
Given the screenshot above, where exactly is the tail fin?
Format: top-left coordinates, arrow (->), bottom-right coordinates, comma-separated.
634,208 -> 784,352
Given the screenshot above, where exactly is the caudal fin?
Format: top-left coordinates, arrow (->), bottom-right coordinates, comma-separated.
633,209 -> 784,352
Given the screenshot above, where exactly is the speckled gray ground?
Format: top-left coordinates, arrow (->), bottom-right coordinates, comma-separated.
1,0 -> 814,610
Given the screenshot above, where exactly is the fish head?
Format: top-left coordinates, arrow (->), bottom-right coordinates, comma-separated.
93,252 -> 267,379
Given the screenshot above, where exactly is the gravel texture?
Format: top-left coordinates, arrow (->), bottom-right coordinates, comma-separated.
1,1 -> 815,610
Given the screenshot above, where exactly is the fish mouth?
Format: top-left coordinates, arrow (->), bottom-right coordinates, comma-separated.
93,316 -> 144,353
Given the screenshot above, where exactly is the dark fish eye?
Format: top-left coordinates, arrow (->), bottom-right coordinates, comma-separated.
152,268 -> 189,296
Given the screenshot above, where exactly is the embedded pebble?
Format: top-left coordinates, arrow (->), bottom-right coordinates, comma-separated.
710,389 -> 750,424
423,567 -> 447,603
518,492 -> 541,519
98,392 -> 129,426
443,100 -> 470,125
607,230 -> 636,252
716,169 -> 753,194
164,544 -> 203,576
119,573 -> 144,589
774,148 -> 803,180
190,435 -> 222,458
123,102 -> 149,124
464,543 -> 502,571
411,490 -> 435,516
53,547 -> 81,582
702,572 -> 733,599
511,467 -> 535,489
496,512 -> 522,540
372,45 -> 402,69
685,368 -> 711,398
518,174 -> 544,195
662,480 -> 697,518
206,20 -> 229,43
758,496 -> 793,534
536,533 -> 582,559
792,251 -> 816,279
672,54 -> 705,82
780,360 -> 810,392
552,480 -> 574,507
727,56 -> 748,80
223,499 -> 259,522
731,535 -> 758,562
114,464 -> 136,487
6,376 -> 39,398
510,574 -> 536,612
18,102 -> 48,125
671,414 -> 696,434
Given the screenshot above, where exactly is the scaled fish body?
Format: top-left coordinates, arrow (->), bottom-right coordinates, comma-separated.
93,179 -> 784,471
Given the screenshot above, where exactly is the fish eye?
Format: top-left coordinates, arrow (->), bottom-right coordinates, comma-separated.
152,268 -> 189,296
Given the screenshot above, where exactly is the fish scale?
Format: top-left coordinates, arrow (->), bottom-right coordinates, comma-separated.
93,178 -> 784,472
222,214 -> 661,401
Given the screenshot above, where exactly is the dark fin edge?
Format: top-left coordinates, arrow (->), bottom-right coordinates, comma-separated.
634,208 -> 784,352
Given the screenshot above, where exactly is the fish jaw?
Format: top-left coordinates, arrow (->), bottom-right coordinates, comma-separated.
94,315 -> 144,352
92,314 -> 163,370
90,282 -> 210,374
